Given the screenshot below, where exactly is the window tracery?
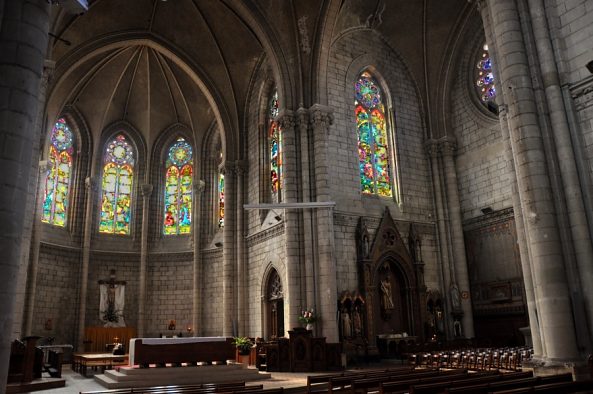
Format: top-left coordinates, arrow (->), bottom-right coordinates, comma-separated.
354,71 -> 393,197
99,134 -> 134,235
42,117 -> 74,227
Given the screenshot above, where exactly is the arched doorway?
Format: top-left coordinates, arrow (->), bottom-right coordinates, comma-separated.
265,269 -> 284,339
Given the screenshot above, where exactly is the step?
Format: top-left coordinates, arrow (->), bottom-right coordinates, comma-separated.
95,365 -> 271,389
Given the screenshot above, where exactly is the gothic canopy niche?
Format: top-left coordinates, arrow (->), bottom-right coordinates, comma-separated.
357,207 -> 424,354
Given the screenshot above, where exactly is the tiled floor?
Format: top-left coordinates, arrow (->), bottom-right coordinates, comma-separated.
30,359 -> 406,393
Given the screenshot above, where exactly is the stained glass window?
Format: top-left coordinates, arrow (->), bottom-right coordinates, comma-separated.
163,137 -> 193,235
99,134 -> 134,235
218,172 -> 224,228
476,44 -> 496,104
42,117 -> 74,226
268,90 -> 281,203
354,71 -> 392,197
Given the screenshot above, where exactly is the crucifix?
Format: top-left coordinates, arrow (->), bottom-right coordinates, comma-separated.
98,270 -> 127,327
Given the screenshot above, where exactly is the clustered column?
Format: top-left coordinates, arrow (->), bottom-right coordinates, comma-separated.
487,0 -> 579,361
278,110 -> 302,331
138,183 -> 153,337
222,163 -> 236,336
310,104 -> 338,342
193,180 -> 205,336
235,161 -> 247,336
439,138 -> 474,338
475,0 -> 543,356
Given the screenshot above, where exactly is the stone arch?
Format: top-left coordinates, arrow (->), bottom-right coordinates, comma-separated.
47,34 -> 236,162
260,257 -> 286,339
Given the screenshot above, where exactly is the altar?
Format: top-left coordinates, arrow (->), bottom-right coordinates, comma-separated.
129,337 -> 234,367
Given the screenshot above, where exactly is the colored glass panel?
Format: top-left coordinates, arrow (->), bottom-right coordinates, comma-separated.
163,137 -> 193,235
42,118 -> 74,226
218,172 -> 225,228
268,90 -> 281,203
100,134 -> 134,234
354,72 -> 392,197
476,44 -> 496,103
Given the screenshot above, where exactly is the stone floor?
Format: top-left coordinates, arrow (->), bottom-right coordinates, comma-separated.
37,359 -> 408,393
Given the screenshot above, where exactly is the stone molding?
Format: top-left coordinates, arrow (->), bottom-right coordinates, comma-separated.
334,211 -> 435,234
141,183 -> 153,197
309,104 -> 334,130
277,110 -> 296,130
246,222 -> 285,247
462,206 -> 514,231
570,75 -> 593,110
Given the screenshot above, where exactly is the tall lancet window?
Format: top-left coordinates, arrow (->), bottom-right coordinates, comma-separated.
99,134 -> 135,235
268,90 -> 281,202
355,71 -> 393,197
163,137 -> 193,235
218,172 -> 224,228
42,117 -> 74,226
476,43 -> 496,105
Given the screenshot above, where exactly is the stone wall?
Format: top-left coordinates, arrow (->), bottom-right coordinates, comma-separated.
327,29 -> 432,223
450,32 -> 513,221
32,243 -> 81,344
201,248 -> 224,336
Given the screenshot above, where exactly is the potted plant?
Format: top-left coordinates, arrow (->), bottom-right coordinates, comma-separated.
298,309 -> 317,331
232,336 -> 253,356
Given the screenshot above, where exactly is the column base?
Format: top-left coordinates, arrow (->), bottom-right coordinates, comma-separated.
523,356 -> 591,380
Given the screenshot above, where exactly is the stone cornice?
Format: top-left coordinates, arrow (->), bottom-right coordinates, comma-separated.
462,207 -> 514,231
569,75 -> 593,110
246,222 -> 285,247
333,211 -> 436,235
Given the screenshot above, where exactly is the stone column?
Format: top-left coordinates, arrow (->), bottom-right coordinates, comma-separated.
235,161 -> 247,336
527,0 -> 593,341
297,108 -> 315,310
278,111 -> 302,331
138,183 -> 152,337
475,0 -> 543,357
488,0 -> 579,361
310,104 -> 338,342
24,161 -> 49,336
0,5 -> 49,381
222,163 -> 236,336
425,140 -> 454,338
193,180 -> 205,336
77,176 -> 96,350
439,138 -> 475,338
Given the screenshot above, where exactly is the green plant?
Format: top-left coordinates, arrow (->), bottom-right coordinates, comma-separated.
232,336 -> 253,355
298,309 -> 317,325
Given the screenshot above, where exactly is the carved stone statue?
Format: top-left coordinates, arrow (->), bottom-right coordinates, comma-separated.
341,308 -> 352,338
353,306 -> 363,336
380,278 -> 394,310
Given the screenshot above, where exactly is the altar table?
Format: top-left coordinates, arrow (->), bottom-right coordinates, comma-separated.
72,352 -> 129,377
129,337 -> 234,367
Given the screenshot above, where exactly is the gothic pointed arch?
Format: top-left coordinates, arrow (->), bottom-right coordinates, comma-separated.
355,70 -> 394,197
41,117 -> 75,227
97,123 -> 146,237
357,208 -> 425,353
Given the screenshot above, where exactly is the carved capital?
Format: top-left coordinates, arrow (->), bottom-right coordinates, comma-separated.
424,140 -> 440,158
296,107 -> 309,133
85,177 -> 97,192
474,0 -> 487,12
309,104 -> 334,130
439,137 -> 457,157
277,110 -> 296,130
141,184 -> 153,197
498,103 -> 508,117
194,180 -> 205,193
235,160 -> 248,176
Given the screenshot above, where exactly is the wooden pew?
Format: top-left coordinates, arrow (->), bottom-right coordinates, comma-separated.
380,371 -> 532,394
409,371 -> 536,394
491,378 -> 593,393
352,371 -> 475,394
306,366 -> 417,394
445,373 -> 573,393
329,368 -> 448,393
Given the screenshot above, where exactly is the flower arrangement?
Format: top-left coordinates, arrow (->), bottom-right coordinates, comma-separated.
103,302 -> 121,323
298,309 -> 317,325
